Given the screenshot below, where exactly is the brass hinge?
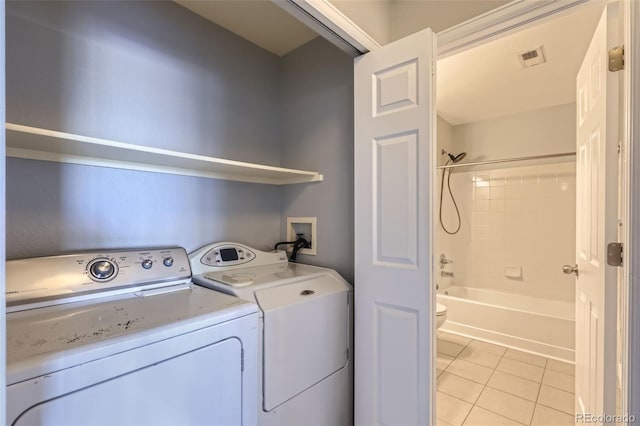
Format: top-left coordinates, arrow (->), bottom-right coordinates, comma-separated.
609,45 -> 624,72
607,242 -> 623,267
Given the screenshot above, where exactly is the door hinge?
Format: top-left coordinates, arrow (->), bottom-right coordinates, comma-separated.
609,45 -> 624,72
607,242 -> 623,267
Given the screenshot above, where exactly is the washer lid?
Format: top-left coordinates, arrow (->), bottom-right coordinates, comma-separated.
257,274 -> 349,411
6,285 -> 257,385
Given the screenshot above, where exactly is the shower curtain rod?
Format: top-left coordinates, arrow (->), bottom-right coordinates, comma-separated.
436,151 -> 576,170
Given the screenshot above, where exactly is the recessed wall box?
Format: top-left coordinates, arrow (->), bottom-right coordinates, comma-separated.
504,266 -> 522,278
287,217 -> 317,256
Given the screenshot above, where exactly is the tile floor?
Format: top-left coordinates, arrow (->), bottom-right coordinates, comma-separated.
436,331 -> 575,426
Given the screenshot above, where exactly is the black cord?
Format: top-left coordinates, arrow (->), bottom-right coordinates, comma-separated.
274,240 -> 299,251
274,236 -> 310,262
439,160 -> 462,235
288,237 -> 309,262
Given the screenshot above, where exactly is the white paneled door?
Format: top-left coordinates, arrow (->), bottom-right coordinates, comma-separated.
354,28 -> 436,425
575,2 -> 620,420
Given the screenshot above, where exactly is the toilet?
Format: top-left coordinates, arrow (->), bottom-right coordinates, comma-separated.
436,303 -> 448,329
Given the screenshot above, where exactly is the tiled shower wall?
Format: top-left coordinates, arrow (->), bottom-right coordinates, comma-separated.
439,162 -> 576,303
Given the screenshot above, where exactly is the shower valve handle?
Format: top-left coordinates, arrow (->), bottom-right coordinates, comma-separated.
439,254 -> 453,269
562,264 -> 579,277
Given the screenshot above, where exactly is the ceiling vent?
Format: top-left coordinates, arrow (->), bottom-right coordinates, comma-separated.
517,46 -> 546,68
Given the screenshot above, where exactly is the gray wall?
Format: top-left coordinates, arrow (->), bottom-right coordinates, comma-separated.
7,0 -> 282,163
6,1 -> 283,258
6,0 -> 356,284
280,38 -> 354,283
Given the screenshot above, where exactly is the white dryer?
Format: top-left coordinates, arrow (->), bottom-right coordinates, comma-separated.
189,242 -> 353,426
6,247 -> 259,426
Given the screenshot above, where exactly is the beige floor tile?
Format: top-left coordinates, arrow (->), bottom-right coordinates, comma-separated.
497,357 -> 544,382
546,358 -> 575,376
487,370 -> 540,401
542,369 -> 574,393
503,348 -> 547,367
439,332 -> 473,347
537,385 -> 574,415
438,338 -> 466,357
467,340 -> 507,356
436,419 -> 455,426
437,372 -> 484,404
531,404 -> 575,426
437,368 -> 444,378
457,346 -> 502,369
463,406 -> 526,426
445,358 -> 494,384
475,387 -> 535,424
436,391 -> 473,426
437,353 -> 455,371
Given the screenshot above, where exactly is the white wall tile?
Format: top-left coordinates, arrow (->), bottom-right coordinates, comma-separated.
474,186 -> 490,200
440,163 -> 575,303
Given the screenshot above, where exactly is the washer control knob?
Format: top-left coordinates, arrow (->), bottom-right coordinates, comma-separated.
141,259 -> 153,269
89,260 -> 116,281
163,257 -> 174,267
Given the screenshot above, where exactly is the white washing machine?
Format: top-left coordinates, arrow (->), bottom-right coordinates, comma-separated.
189,242 -> 353,426
6,247 -> 259,426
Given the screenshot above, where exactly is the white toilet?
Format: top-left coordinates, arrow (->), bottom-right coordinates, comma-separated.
436,303 -> 448,329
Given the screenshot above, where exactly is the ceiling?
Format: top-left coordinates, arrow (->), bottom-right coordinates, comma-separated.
175,1 -> 605,125
175,0 -> 511,57
175,1 -> 318,57
437,2 -> 605,125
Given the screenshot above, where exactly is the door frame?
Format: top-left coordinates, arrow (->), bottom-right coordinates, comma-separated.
622,0 -> 640,421
439,2 -> 638,421
288,0 -> 638,422
1,0 -> 6,422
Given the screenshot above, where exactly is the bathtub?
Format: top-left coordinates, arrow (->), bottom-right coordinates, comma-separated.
438,286 -> 575,362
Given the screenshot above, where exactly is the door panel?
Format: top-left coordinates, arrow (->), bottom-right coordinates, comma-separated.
575,2 -> 620,419
374,132 -> 418,266
354,28 -> 435,426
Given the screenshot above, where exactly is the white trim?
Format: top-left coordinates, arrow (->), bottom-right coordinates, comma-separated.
623,0 -> 640,421
442,322 -> 574,362
276,0 -> 381,55
437,0 -> 590,56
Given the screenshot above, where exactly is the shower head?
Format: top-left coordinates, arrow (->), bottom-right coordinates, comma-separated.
441,149 -> 467,164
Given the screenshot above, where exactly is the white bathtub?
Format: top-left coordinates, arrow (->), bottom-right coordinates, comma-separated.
438,286 -> 575,362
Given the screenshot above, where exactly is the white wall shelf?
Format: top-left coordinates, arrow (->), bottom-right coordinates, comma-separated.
5,123 -> 323,185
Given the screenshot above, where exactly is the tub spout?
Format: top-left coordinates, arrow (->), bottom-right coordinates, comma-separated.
441,271 -> 455,278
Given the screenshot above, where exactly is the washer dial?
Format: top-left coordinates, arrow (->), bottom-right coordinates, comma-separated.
88,258 -> 118,281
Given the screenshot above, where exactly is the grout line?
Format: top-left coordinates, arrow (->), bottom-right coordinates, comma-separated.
459,338 -> 506,426
437,336 -> 574,426
530,358 -> 549,425
536,398 -> 576,416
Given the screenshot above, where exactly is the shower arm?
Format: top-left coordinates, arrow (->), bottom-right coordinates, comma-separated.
436,152 -> 576,170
